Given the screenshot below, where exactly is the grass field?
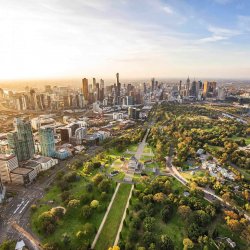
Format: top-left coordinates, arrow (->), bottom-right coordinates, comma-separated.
156,213 -> 185,249
207,144 -> 223,153
181,170 -> 206,181
31,172 -> 115,249
95,183 -> 132,250
231,135 -> 250,145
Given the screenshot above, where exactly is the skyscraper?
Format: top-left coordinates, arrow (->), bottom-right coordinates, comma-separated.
151,78 -> 155,92
116,73 -> 121,98
7,118 -> 35,162
39,126 -> 55,157
100,79 -> 105,101
82,78 -> 89,101
93,78 -> 96,91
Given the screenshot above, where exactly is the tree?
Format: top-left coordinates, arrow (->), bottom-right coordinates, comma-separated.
153,192 -> 166,203
226,219 -> 243,232
82,205 -> 92,219
61,191 -> 70,202
130,216 -> 141,229
61,233 -> 70,245
83,162 -> 94,174
177,205 -> 192,220
42,243 -> 60,250
158,235 -> 174,250
161,206 -> 172,223
82,223 -> 95,238
148,243 -> 156,250
142,232 -> 155,247
68,199 -> 80,208
193,210 -> 210,226
183,238 -> 194,249
108,247 -> 120,250
143,217 -> 155,232
127,228 -> 139,242
187,223 -> 202,241
63,171 -> 77,182
38,211 -> 57,234
92,173 -> 104,185
98,179 -> 111,192
0,240 -> 15,250
86,183 -> 93,192
76,230 -> 85,240
90,200 -> 99,209
50,207 -> 65,219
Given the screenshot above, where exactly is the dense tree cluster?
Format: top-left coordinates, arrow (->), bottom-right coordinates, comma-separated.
119,176 -> 218,249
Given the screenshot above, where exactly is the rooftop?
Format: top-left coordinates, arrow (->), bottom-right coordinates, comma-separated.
32,155 -> 52,163
24,160 -> 41,168
0,154 -> 16,161
11,167 -> 33,175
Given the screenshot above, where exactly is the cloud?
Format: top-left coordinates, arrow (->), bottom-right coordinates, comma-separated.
162,5 -> 174,15
196,25 -> 240,44
208,26 -> 241,36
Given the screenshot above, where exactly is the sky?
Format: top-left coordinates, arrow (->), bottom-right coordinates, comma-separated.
1,0 -> 250,80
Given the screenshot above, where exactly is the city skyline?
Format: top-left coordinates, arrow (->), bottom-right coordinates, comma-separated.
1,0 -> 250,81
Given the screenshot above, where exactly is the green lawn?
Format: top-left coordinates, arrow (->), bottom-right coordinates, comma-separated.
31,173 -> 115,250
181,170 -> 206,181
231,135 -> 250,145
142,144 -> 154,154
145,162 -> 158,169
95,183 -> 132,250
127,144 -> 138,152
207,144 -> 223,153
140,155 -> 153,161
156,213 -> 185,249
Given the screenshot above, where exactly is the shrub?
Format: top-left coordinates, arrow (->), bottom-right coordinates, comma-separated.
86,183 -> 94,192
92,173 -> 104,186
30,204 -> 37,212
90,200 -> 99,209
82,205 -> 92,219
63,171 -> 77,182
100,192 -> 108,201
67,199 -> 80,208
61,191 -> 71,202
98,179 -> 111,192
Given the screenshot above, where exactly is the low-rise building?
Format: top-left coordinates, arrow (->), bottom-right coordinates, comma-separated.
128,156 -> 139,170
30,155 -> 58,171
113,112 -> 123,120
10,167 -> 37,185
0,154 -> 19,183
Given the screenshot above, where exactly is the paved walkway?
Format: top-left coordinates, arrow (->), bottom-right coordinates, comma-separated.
124,128 -> 150,182
114,185 -> 134,246
91,183 -> 121,249
12,223 -> 42,250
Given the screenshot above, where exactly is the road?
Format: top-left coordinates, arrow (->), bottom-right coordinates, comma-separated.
124,128 -> 151,182
0,146 -> 102,248
166,157 -> 250,221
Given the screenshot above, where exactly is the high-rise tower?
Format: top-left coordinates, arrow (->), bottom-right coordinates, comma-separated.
82,78 -> 89,101
116,73 -> 121,98
8,118 -> 35,162
39,126 -> 55,157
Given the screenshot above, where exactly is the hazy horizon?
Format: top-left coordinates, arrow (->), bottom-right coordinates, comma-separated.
0,76 -> 250,91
